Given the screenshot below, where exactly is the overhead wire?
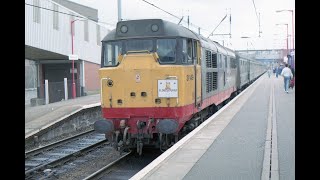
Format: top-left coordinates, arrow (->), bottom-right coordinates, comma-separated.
27,0 -> 234,42
251,0 -> 259,22
251,0 -> 261,37
140,0 -> 210,33
207,14 -> 228,38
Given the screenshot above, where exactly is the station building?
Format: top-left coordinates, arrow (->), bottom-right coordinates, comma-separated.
25,0 -> 110,105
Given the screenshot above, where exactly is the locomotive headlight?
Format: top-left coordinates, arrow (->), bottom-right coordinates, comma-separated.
151,24 -> 159,32
107,79 -> 113,87
120,25 -> 128,33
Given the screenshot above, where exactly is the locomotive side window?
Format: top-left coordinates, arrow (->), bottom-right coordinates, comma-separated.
156,39 -> 177,63
103,41 -> 122,66
182,39 -> 187,63
187,39 -> 193,62
193,40 -> 197,62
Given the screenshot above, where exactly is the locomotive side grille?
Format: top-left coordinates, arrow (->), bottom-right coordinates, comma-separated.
206,72 -> 218,93
206,50 -> 212,68
213,72 -> 218,90
206,72 -> 213,93
212,53 -> 217,68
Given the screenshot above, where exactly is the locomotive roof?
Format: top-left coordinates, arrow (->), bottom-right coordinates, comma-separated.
101,19 -> 236,58
102,19 -> 200,41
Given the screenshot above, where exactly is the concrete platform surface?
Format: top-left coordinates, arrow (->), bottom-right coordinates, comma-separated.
25,94 -> 101,138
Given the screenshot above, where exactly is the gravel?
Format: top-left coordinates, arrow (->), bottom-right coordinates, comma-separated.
25,126 -> 93,152
34,143 -> 121,180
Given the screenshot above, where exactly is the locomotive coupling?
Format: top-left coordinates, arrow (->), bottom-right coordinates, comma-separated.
119,119 -> 126,129
94,119 -> 114,134
137,121 -> 147,129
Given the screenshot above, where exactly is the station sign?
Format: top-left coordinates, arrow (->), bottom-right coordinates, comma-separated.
69,54 -> 79,60
70,68 -> 77,73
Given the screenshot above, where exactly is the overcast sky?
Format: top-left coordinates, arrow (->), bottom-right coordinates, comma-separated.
69,0 -> 294,51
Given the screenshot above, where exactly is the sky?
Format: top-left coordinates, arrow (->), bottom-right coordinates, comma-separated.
69,0 -> 295,51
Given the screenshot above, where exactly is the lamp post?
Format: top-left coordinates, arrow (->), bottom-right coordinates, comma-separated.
276,10 -> 294,51
70,20 -> 77,99
276,23 -> 288,56
70,19 -> 85,99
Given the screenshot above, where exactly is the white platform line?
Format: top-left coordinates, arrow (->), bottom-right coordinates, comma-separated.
270,82 -> 279,180
261,80 -> 279,180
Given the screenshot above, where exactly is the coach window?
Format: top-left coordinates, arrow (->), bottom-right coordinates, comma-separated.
103,41 -> 122,67
157,39 -> 177,63
233,58 -> 236,68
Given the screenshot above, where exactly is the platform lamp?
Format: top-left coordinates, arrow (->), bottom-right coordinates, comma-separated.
276,10 -> 294,51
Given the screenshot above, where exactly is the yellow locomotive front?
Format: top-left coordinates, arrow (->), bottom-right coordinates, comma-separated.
94,19 -> 202,154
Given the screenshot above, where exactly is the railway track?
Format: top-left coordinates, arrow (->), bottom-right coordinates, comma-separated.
83,151 -> 133,180
25,130 -> 107,178
82,149 -> 162,180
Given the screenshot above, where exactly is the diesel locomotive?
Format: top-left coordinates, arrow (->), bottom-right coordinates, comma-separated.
94,19 -> 266,155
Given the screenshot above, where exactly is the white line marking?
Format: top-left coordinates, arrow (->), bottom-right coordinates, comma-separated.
261,81 -> 279,180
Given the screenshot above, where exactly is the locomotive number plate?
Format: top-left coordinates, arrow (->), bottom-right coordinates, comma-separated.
158,80 -> 178,98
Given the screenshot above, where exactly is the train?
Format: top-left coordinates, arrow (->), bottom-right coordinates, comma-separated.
94,19 -> 266,155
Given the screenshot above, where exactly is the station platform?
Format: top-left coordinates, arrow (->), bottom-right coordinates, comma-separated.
25,94 -> 101,139
131,73 -> 295,180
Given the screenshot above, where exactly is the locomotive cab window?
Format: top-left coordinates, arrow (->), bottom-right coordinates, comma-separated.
126,39 -> 153,53
156,39 -> 177,63
103,41 -> 122,67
